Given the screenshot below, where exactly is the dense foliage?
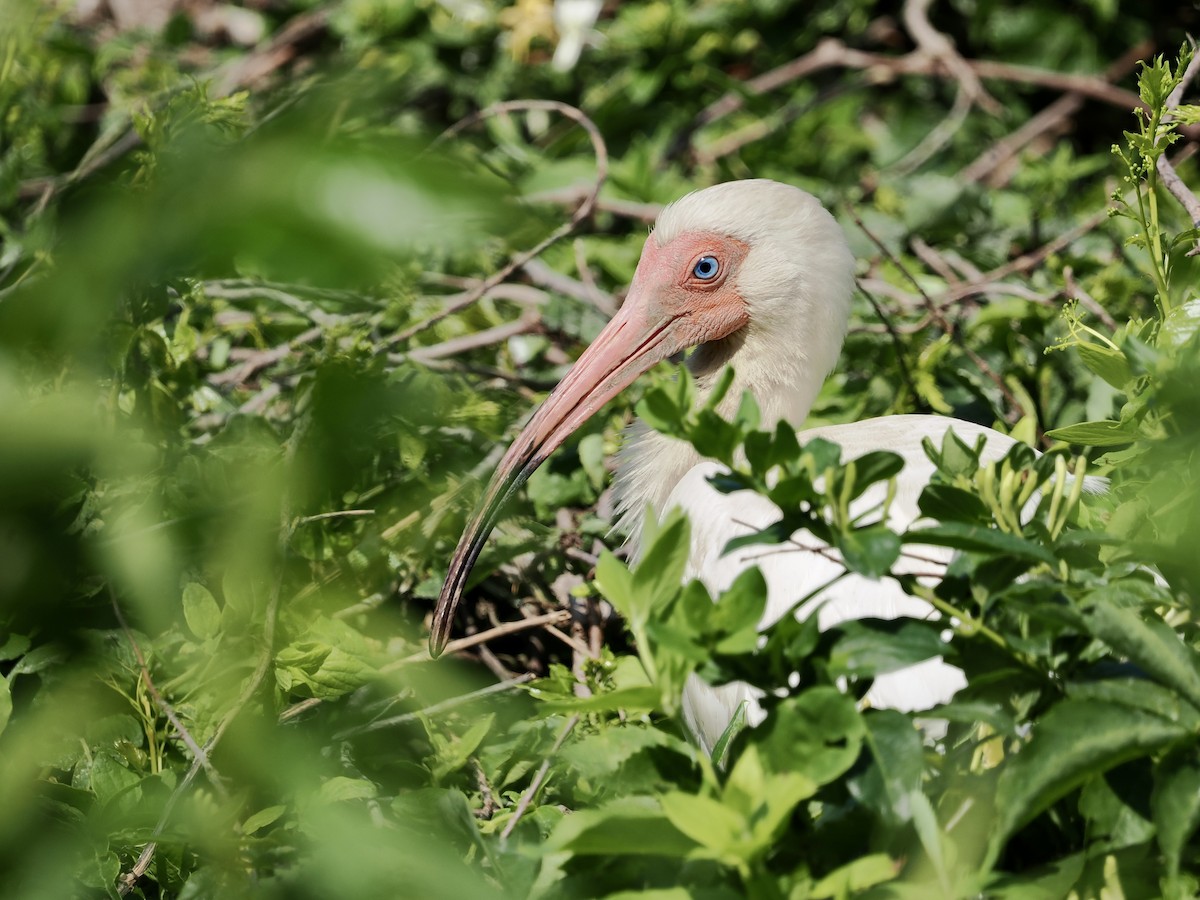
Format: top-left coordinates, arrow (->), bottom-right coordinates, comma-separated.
2,1 -> 1199,897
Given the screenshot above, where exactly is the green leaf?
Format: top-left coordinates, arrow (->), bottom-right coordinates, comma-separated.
1045,419 -> 1138,447
431,713 -> 495,781
242,804 -> 287,835
318,776 -> 378,803
855,710 -> 925,828
1153,749 -> 1200,876
811,853 -> 898,898
1083,587 -> 1200,711
660,791 -> 745,857
594,550 -> 635,618
709,567 -> 767,653
548,798 -> 699,857
759,688 -> 864,785
990,700 -> 1189,856
905,522 -> 1057,565
1076,343 -> 1132,390
845,451 -> 905,499
632,511 -> 691,610
182,582 -> 221,640
918,483 -> 990,524
830,619 -> 948,679
835,524 -> 901,578
710,700 -> 750,770
538,686 -> 661,713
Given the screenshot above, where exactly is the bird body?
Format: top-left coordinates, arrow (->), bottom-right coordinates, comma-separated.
431,179 -> 1025,753
659,416 -> 1018,753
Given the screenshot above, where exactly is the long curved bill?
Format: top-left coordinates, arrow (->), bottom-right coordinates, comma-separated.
429,294 -> 689,656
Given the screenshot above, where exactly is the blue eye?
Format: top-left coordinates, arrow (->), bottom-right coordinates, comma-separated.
692,256 -> 720,280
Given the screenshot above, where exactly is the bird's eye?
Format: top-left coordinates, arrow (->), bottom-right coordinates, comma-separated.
692,256 -> 720,280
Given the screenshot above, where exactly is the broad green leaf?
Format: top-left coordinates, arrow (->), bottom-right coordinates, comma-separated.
1153,749 -> 1200,876
990,700 -> 1189,857
1082,589 -> 1200,711
0,633 -> 31,661
759,688 -> 864,785
855,710 -> 924,828
242,804 -> 287,835
834,524 -> 901,578
811,853 -> 898,898
548,798 -> 699,857
660,791 -> 744,857
710,566 -> 767,652
1076,342 -> 1132,390
905,522 -> 1057,565
632,512 -> 691,610
182,582 -> 221,640
918,483 -> 990,524
1045,419 -> 1138,447
560,727 -> 678,779
431,713 -> 494,781
594,550 -> 635,617
318,776 -> 378,803
830,618 -> 948,679
1065,679 -> 1200,727
844,451 -> 904,500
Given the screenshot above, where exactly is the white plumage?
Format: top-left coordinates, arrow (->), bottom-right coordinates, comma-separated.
432,179 -> 1031,754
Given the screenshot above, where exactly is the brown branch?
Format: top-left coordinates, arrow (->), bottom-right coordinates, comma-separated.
382,101 -> 609,350
691,37 -> 1144,138
961,40 -> 1152,185
902,0 -> 1002,115
389,312 -> 540,365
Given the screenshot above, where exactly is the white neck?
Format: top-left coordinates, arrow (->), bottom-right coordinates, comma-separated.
611,323 -> 832,550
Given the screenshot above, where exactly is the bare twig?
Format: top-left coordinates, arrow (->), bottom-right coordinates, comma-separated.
499,713 -> 580,844
384,609 -> 572,671
855,278 -> 921,409
294,509 -> 376,525
382,101 -> 609,349
902,0 -> 1001,115
690,37 -> 1144,140
333,673 -> 535,738
960,40 -> 1152,185
390,313 -> 540,365
202,283 -> 350,328
209,325 -> 324,387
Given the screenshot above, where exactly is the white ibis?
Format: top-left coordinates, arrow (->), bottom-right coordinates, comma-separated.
430,179 -> 1024,752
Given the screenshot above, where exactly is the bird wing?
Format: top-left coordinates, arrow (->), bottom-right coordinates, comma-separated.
666,415 -> 1017,754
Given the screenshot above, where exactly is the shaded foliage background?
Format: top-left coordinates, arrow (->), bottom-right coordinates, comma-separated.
2,0 -> 1200,897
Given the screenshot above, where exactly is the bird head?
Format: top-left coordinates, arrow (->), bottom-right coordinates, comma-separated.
429,179 -> 855,655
